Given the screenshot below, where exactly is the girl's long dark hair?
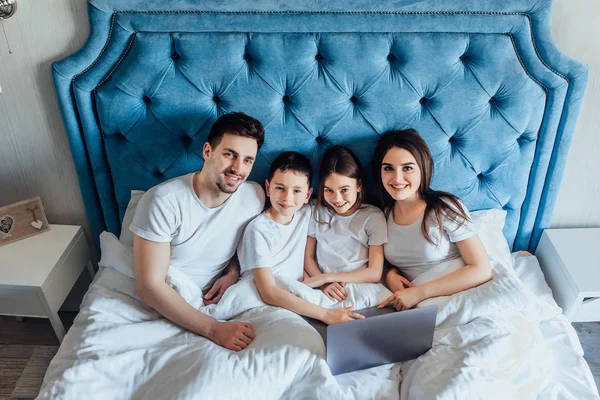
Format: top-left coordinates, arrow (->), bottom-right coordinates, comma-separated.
315,145 -> 365,224
372,129 -> 470,245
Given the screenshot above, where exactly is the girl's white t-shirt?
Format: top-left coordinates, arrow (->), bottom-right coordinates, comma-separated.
384,200 -> 477,281
308,203 -> 387,273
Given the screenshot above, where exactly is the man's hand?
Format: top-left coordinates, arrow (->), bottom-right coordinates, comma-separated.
204,271 -> 239,305
208,321 -> 255,351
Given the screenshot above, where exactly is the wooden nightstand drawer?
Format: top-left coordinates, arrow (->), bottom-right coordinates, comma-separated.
0,288 -> 46,317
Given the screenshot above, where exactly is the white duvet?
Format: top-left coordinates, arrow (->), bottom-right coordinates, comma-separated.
38,232 -> 599,399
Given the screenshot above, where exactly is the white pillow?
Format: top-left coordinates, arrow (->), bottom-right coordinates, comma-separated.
470,208 -> 512,268
119,190 -> 145,247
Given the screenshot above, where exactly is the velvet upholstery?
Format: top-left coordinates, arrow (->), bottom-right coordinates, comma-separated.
52,0 -> 587,253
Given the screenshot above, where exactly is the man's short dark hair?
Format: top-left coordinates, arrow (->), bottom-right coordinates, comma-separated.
207,112 -> 265,150
267,152 -> 313,185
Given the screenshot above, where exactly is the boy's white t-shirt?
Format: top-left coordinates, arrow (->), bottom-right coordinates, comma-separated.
238,204 -> 312,281
308,203 -> 387,273
130,172 -> 265,290
384,200 -> 477,281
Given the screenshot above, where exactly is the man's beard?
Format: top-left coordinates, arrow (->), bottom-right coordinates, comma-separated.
215,169 -> 245,194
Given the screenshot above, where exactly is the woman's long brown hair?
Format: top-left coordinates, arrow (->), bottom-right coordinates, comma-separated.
372,129 -> 470,245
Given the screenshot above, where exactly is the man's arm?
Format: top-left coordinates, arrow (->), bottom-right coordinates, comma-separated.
133,235 -> 254,351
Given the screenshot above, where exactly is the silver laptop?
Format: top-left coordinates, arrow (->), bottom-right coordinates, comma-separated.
305,305 -> 437,375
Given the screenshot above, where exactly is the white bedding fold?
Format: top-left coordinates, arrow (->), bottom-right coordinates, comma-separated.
38,232 -> 599,400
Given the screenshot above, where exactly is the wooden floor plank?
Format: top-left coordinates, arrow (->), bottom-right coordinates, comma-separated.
11,346 -> 59,398
0,346 -> 35,398
573,322 -> 600,391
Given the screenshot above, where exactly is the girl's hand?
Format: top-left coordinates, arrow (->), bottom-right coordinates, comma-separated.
322,306 -> 364,325
303,274 -> 329,288
322,282 -> 347,302
385,269 -> 415,292
378,286 -> 425,311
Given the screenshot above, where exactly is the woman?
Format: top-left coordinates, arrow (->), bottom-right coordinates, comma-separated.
372,129 -> 493,311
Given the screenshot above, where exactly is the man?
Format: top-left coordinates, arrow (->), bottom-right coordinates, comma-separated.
130,112 -> 265,351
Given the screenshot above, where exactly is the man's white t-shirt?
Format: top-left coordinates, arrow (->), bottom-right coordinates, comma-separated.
384,200 -> 477,281
308,203 -> 387,273
130,172 -> 265,290
238,204 -> 312,281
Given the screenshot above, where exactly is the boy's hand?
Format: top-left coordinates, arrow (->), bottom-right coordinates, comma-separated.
208,321 -> 255,351
322,282 -> 347,302
322,306 -> 364,325
204,271 -> 238,305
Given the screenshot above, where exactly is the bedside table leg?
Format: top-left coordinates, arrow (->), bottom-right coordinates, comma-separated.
48,311 -> 66,343
86,260 -> 95,279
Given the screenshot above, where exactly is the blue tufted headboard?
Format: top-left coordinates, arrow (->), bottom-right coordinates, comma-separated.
53,0 -> 587,253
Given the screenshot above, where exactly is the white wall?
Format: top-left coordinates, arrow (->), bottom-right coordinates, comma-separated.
0,0 -> 598,253
551,0 -> 600,228
0,0 -> 91,243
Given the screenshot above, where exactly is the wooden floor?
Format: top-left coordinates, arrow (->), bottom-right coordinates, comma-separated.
0,315 -> 599,399
0,313 -> 74,400
574,322 -> 600,391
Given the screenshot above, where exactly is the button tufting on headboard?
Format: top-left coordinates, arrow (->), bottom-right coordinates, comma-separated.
51,2 -> 589,253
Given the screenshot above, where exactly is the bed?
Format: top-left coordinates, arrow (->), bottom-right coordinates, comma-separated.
42,0 -> 597,398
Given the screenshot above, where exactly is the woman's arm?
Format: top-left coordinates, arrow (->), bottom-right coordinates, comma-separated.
379,235 -> 492,310
303,236 -> 322,277
253,268 -> 363,325
304,245 -> 385,287
420,235 -> 492,298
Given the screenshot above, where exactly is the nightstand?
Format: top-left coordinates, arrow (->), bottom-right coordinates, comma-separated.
535,228 -> 600,322
0,225 -> 94,342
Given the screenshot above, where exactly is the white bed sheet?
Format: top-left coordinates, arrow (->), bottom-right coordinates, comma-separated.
512,253 -> 599,400
37,233 -> 599,399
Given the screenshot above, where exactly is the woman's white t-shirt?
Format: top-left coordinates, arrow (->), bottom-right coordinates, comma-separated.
384,201 -> 477,281
308,203 -> 387,273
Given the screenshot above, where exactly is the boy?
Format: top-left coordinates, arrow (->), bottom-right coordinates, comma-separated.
237,152 -> 364,325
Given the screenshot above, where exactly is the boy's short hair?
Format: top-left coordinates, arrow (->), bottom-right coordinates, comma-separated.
267,152 -> 313,185
207,112 -> 265,150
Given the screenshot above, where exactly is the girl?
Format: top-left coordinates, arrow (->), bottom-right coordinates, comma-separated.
303,146 -> 388,301
373,129 -> 493,311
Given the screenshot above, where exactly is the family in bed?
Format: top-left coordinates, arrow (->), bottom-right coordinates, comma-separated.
129,112 -> 493,352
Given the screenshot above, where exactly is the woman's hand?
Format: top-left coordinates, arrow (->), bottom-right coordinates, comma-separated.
322,306 -> 364,325
322,282 -> 347,301
378,286 -> 425,311
303,274 -> 330,288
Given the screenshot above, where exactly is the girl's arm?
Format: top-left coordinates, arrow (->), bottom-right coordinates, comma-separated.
253,268 -> 363,325
379,235 -> 492,310
303,236 -> 322,277
304,245 -> 385,287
